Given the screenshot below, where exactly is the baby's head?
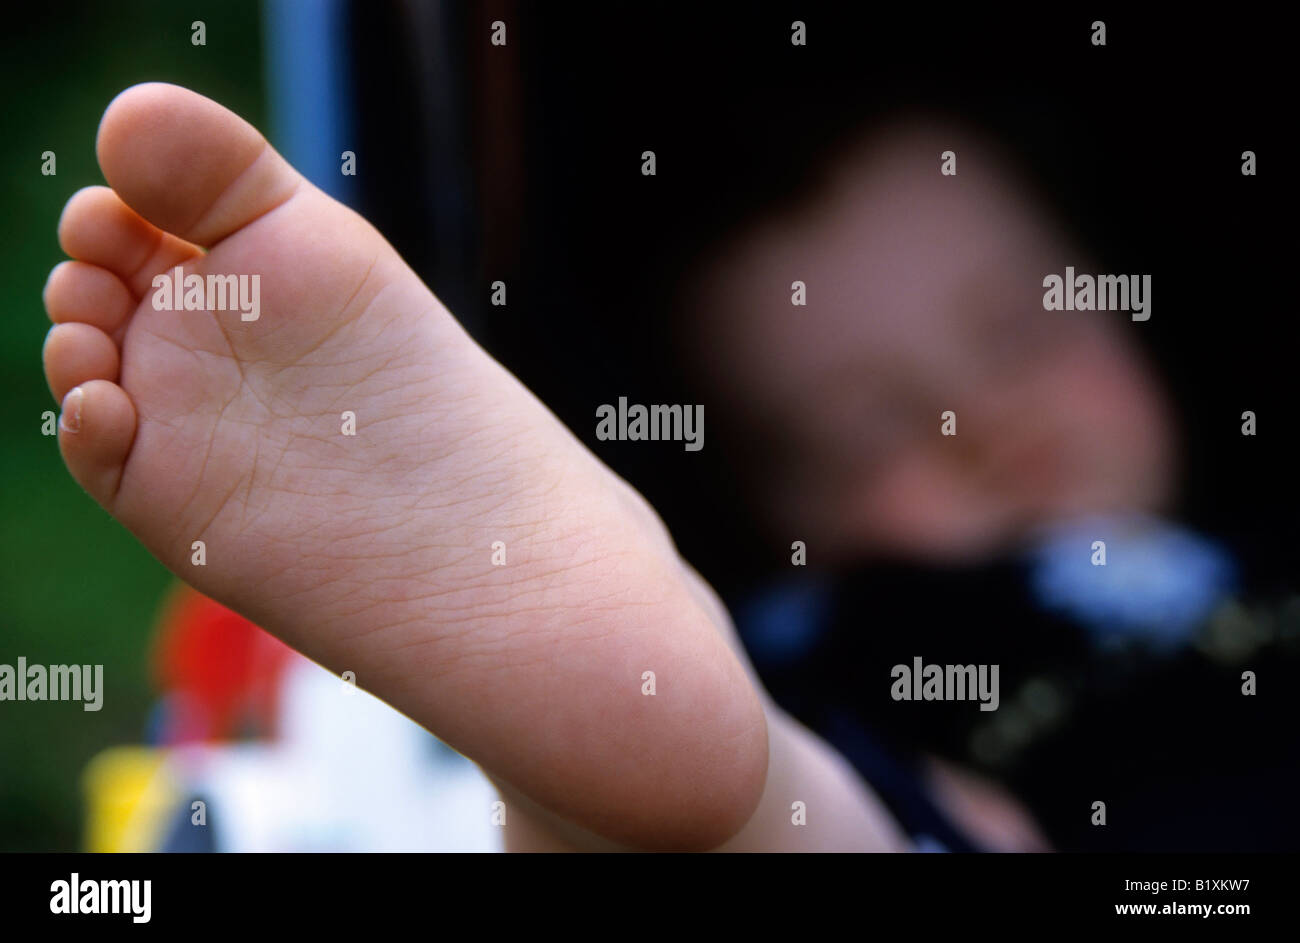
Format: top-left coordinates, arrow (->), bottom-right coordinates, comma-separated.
682,119 -> 1176,565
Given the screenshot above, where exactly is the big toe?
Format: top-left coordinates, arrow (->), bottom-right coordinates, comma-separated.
96,83 -> 303,247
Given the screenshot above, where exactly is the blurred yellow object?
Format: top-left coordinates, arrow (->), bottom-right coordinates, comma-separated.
82,747 -> 179,853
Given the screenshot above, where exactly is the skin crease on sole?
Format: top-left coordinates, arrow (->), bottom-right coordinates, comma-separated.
44,82 -> 789,851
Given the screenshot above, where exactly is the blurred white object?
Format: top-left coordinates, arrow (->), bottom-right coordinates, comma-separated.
171,660 -> 503,852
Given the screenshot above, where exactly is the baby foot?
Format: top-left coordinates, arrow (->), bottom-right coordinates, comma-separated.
42,83 -> 766,850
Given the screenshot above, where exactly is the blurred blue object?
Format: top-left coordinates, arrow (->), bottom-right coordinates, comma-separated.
263,0 -> 354,199
1025,514 -> 1237,649
734,577 -> 833,666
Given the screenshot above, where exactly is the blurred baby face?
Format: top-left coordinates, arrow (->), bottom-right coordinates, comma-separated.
690,120 -> 1176,564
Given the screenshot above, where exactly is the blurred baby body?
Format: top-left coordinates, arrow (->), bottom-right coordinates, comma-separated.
684,116 -> 1176,564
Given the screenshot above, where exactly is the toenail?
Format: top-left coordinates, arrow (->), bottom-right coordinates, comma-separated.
60,387 -> 83,434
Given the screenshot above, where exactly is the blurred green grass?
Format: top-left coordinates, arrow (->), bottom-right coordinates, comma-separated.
2,2 -> 265,851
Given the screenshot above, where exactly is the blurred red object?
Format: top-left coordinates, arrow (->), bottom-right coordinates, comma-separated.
151,585 -> 296,744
